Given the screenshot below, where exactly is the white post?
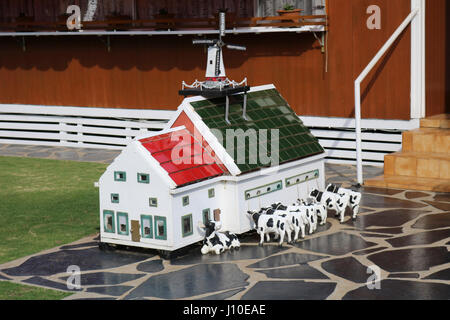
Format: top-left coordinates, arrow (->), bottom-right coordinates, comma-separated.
354,8 -> 419,186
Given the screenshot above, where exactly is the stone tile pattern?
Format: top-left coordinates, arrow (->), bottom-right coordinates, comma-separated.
0,148 -> 449,300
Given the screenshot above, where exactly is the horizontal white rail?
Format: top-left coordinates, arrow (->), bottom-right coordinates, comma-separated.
0,105 -> 416,163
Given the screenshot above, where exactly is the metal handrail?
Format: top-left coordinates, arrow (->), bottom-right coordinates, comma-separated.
354,8 -> 419,186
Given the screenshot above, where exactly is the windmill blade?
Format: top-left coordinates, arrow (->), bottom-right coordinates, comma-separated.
192,39 -> 216,45
226,44 -> 247,51
219,11 -> 226,37
215,48 -> 221,76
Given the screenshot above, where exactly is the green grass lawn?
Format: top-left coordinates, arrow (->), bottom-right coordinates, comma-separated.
0,281 -> 72,300
0,156 -> 106,264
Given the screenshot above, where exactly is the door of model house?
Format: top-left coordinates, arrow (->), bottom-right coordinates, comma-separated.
131,220 -> 140,242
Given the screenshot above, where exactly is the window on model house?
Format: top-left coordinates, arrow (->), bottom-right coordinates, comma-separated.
111,193 -> 119,203
149,197 -> 158,207
181,214 -> 193,237
138,173 -> 150,184
114,171 -> 126,182
208,188 -> 215,198
103,210 -> 115,233
117,212 -> 129,236
182,196 -> 189,206
202,209 -> 211,224
141,215 -> 153,239
154,216 -> 167,240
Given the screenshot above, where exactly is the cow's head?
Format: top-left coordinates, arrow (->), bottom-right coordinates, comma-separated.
198,220 -> 220,239
247,210 -> 261,227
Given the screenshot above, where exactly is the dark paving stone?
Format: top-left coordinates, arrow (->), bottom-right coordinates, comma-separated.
365,227 -> 404,234
199,287 -> 246,300
315,222 -> 333,232
342,279 -> 450,300
23,276 -> 77,292
170,245 -> 289,266
293,232 -> 376,256
60,242 -> 98,250
73,297 -> 117,300
388,273 -> 420,279
86,285 -> 133,297
386,229 -> 450,247
247,253 -> 327,269
360,233 -> 394,238
361,187 -> 404,196
434,193 -> 450,203
124,263 -> 249,299
367,247 -> 450,272
353,247 -> 388,256
423,201 -> 450,212
0,274 -> 10,280
412,213 -> 450,230
136,259 -> 164,273
361,194 -> 427,209
405,191 -> 430,199
423,268 -> 450,281
241,281 -> 336,300
322,257 -> 371,283
2,248 -> 152,277
60,272 -> 146,286
27,151 -> 53,158
255,265 -> 329,280
344,209 -> 429,229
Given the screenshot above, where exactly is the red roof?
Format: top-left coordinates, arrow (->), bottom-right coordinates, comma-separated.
139,128 -> 225,186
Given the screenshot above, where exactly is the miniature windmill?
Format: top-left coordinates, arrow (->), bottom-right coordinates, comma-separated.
179,10 -> 250,124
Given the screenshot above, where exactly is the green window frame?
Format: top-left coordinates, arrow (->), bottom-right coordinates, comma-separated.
103,210 -> 115,233
141,215 -> 153,239
137,173 -> 150,184
116,212 -> 129,236
114,171 -> 126,182
154,216 -> 167,240
182,196 -> 189,206
208,188 -> 215,198
202,209 -> 211,224
111,193 -> 119,204
149,197 -> 158,207
181,214 -> 193,238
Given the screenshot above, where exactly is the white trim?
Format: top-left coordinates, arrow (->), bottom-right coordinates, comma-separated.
300,116 -> 420,131
0,26 -> 325,38
0,103 -> 172,120
410,0 -> 426,119
132,125 -> 186,141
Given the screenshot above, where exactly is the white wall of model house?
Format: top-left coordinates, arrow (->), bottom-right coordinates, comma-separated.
99,141 -> 326,251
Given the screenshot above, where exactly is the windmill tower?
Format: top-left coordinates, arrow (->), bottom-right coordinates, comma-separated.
180,10 -> 250,124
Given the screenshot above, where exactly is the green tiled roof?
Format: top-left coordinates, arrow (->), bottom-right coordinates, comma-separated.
190,88 -> 324,173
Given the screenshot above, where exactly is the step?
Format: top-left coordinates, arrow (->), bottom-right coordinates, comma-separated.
364,175 -> 450,192
402,128 -> 450,154
384,152 -> 449,179
420,114 -> 450,129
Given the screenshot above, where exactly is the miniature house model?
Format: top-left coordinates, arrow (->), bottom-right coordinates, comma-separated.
98,12 -> 326,253
98,84 -> 326,252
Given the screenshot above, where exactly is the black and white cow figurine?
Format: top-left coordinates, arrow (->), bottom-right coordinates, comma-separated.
309,189 -> 350,223
199,221 -> 240,255
297,198 -> 327,226
271,202 -> 315,235
326,184 -> 361,220
247,210 -> 287,247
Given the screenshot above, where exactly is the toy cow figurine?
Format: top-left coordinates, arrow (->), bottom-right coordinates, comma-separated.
326,183 -> 361,220
247,210 -> 288,247
309,189 -> 350,223
199,221 -> 240,255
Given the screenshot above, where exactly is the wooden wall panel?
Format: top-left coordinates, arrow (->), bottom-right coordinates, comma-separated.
425,0 -> 450,116
0,0 -> 414,120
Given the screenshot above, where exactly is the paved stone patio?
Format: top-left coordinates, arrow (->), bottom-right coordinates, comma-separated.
0,144 -> 449,300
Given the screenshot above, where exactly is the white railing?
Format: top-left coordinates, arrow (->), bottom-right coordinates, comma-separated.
0,104 -> 171,150
354,8 -> 419,185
